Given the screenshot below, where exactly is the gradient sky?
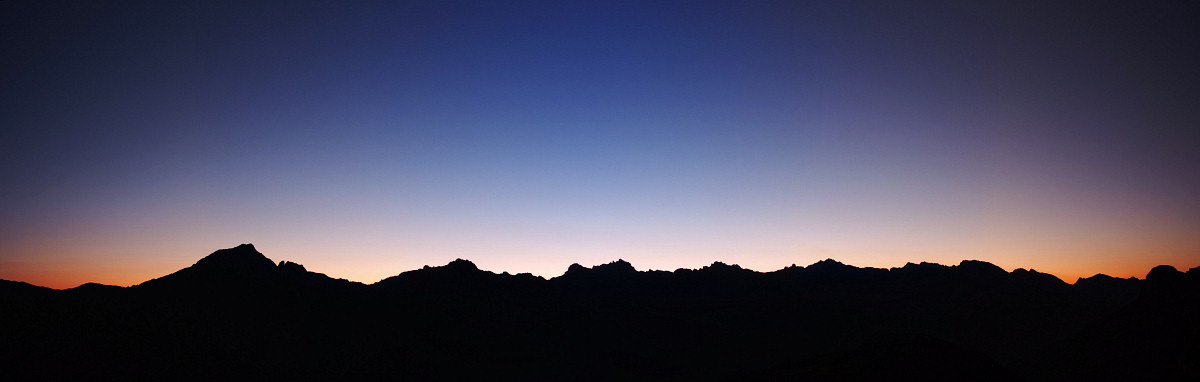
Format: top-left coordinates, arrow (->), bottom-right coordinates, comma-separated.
2,0 -> 1198,289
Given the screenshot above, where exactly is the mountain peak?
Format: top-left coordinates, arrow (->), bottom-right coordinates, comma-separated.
1139,265 -> 1195,303
898,261 -> 948,271
278,261 -> 308,273
594,259 -> 636,273
373,258 -> 490,288
135,244 -> 278,290
1010,268 -> 1067,286
705,261 -> 741,270
444,258 -> 480,272
1146,265 -> 1182,281
807,258 -> 851,271
193,244 -> 275,272
956,260 -> 1007,277
558,259 -> 638,282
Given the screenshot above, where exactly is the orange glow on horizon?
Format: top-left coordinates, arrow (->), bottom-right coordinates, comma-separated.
3,244 -> 1195,290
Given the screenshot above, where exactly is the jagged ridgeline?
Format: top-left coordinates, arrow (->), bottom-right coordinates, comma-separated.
3,244 -> 1197,381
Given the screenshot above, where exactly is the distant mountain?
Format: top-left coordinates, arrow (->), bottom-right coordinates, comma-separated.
1074,273 -> 1144,304
135,243 -> 276,289
1,244 -> 1195,381
133,244 -> 364,297
0,278 -> 54,297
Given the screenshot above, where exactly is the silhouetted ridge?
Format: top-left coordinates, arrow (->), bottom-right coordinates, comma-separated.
1139,264 -> 1200,303
956,259 -> 1008,278
1074,273 -> 1142,304
134,244 -> 361,294
1146,264 -> 1183,281
192,243 -> 275,272
378,258 -> 485,284
7,245 -> 1199,382
809,258 -> 850,270
553,259 -> 649,293
1010,268 -> 1067,286
135,244 -> 276,290
443,258 -> 480,272
557,259 -> 637,279
791,258 -> 890,285
594,259 -> 636,273
566,263 -> 586,273
68,282 -> 124,293
0,279 -> 55,300
898,261 -> 949,272
1055,265 -> 1200,381
669,261 -> 761,291
703,261 -> 736,270
278,260 -> 307,273
802,258 -> 856,277
883,260 -> 1010,289
70,282 -> 120,290
697,261 -> 754,275
1074,273 -> 1130,285
373,259 -> 545,299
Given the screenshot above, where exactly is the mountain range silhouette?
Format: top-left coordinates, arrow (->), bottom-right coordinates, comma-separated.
2,244 -> 1197,381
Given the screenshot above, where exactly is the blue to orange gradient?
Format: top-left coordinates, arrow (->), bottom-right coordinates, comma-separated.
1,1 -> 1197,289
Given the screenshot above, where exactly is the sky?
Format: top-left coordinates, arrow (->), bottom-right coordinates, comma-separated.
1,0 -> 1198,289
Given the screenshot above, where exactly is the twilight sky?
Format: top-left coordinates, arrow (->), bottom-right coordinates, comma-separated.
2,0 -> 1198,289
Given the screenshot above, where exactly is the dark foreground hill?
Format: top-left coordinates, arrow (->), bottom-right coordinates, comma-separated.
2,244 -> 1197,381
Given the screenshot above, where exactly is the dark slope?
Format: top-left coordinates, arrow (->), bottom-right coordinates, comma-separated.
1,245 -> 1192,381
0,278 -> 55,300
1075,273 -> 1144,305
135,243 -> 364,295
374,258 -> 544,297
1045,265 -> 1200,381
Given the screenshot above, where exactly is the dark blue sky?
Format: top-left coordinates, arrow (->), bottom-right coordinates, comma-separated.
2,0 -> 1198,288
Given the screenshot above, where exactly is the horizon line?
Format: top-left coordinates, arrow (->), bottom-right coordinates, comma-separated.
6,243 -> 1191,290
